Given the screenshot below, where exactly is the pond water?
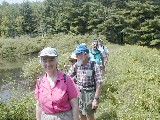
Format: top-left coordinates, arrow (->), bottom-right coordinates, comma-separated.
0,56 -> 34,102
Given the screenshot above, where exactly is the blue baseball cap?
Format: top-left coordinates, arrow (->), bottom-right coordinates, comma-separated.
74,44 -> 89,54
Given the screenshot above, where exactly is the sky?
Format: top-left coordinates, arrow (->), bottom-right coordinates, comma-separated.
0,0 -> 44,4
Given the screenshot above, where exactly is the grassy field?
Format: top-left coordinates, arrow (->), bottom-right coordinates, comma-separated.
0,34 -> 160,120
96,44 -> 160,120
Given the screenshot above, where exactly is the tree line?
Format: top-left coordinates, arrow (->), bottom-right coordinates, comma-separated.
0,0 -> 160,46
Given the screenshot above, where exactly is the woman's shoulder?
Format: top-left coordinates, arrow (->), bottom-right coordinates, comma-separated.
58,70 -> 71,81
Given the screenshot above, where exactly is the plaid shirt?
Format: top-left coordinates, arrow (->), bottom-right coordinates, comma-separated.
69,61 -> 103,90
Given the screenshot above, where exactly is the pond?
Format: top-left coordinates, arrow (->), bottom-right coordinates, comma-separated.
0,56 -> 34,102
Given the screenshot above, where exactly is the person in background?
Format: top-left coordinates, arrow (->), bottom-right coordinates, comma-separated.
64,52 -> 77,72
64,52 -> 77,83
69,44 -> 103,120
98,39 -> 109,66
89,39 -> 104,74
35,47 -> 79,120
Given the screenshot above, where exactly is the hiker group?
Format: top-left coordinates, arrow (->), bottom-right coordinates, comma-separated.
35,38 -> 109,120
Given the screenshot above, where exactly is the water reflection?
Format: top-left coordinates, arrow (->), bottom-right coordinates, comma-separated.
0,68 -> 22,85
0,57 -> 31,102
0,90 -> 11,102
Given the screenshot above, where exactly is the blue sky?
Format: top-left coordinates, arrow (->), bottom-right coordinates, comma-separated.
0,0 -> 44,4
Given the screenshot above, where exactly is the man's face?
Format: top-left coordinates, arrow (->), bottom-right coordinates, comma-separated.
92,42 -> 98,49
75,52 -> 86,66
76,53 -> 85,60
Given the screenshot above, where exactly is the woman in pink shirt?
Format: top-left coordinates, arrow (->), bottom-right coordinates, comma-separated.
35,47 -> 79,120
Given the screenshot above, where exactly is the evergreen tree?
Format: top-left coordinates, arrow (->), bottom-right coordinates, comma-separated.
20,1 -> 35,35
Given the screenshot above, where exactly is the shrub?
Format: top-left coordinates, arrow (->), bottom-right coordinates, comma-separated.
1,34 -> 159,119
96,44 -> 160,119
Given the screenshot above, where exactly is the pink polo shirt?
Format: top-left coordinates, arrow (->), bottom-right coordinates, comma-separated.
35,71 -> 79,114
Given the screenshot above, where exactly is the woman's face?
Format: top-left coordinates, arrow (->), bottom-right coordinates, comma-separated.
40,56 -> 58,72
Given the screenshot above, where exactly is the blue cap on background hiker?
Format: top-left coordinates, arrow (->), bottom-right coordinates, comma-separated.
39,47 -> 58,57
74,44 -> 89,54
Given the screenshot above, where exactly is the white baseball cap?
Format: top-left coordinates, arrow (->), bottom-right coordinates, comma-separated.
70,52 -> 77,59
39,47 -> 58,57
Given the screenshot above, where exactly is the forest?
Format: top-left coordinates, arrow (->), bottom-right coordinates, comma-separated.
0,0 -> 160,46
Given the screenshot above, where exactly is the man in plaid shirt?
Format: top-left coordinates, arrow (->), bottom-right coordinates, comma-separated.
69,44 -> 103,120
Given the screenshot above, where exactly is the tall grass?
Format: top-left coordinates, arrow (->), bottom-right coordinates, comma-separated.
0,34 -> 159,119
96,44 -> 160,120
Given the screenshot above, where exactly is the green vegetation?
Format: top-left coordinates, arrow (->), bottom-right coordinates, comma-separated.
0,0 -> 160,46
0,34 -> 159,119
97,45 -> 160,119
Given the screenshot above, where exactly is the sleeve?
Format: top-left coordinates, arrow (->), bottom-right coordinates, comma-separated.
104,46 -> 109,54
66,75 -> 80,100
94,64 -> 103,83
35,78 -> 41,100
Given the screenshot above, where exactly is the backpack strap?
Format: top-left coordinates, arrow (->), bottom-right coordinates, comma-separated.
102,45 -> 105,50
39,74 -> 44,83
63,74 -> 67,83
73,63 -> 78,75
91,61 -> 95,73
90,61 -> 96,90
90,48 -> 101,55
